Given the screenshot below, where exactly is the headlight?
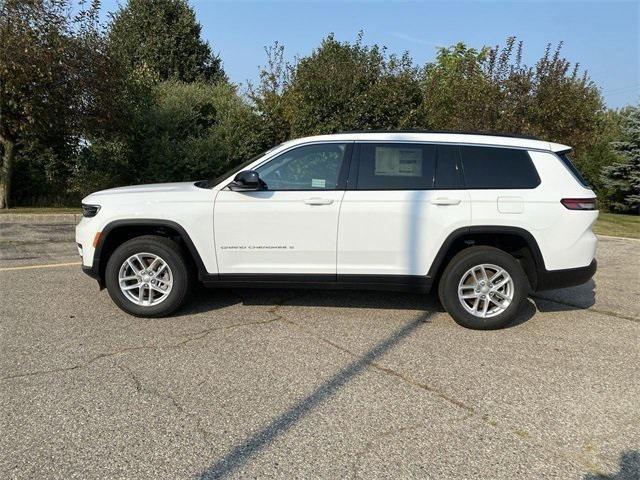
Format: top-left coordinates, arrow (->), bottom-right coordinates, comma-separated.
82,204 -> 101,218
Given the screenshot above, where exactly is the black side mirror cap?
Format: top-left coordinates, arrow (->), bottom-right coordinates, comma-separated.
229,170 -> 263,191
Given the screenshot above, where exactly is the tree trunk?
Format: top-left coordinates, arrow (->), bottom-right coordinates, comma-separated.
0,139 -> 15,209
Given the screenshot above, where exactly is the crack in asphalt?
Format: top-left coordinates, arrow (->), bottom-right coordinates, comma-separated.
280,316 -> 475,413
117,363 -> 214,446
0,312 -> 287,382
1,288 -> 629,477
531,295 -> 640,323
277,315 -> 612,478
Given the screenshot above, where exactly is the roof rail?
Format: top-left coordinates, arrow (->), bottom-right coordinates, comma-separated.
337,129 -> 541,141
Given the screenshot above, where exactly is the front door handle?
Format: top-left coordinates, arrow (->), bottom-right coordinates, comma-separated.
304,197 -> 334,205
431,197 -> 461,206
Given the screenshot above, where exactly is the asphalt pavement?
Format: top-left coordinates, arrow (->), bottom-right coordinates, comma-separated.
1,215 -> 639,479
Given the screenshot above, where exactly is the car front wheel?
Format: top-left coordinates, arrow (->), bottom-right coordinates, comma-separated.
438,246 -> 528,329
105,235 -> 192,317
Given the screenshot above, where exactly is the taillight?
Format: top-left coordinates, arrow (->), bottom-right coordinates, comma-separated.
561,198 -> 597,210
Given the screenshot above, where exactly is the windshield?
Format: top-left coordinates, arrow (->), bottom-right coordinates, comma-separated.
198,144 -> 284,188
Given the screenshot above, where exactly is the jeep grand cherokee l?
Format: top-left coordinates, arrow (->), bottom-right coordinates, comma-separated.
76,132 -> 598,329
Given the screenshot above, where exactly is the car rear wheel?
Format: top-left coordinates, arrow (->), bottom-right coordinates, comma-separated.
105,235 -> 192,317
438,246 -> 528,329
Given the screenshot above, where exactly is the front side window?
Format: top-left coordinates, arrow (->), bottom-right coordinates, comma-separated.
256,143 -> 347,190
356,143 -> 436,190
459,146 -> 540,189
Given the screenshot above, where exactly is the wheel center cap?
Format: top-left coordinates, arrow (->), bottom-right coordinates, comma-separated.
142,274 -> 151,283
480,285 -> 490,294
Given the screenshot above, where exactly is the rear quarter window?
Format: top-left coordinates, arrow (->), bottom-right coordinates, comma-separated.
558,153 -> 590,188
460,146 -> 540,189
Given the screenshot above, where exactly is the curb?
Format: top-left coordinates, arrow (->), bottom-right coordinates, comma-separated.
0,213 -> 81,223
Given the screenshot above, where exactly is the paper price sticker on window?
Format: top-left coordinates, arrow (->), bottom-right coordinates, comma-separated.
311,178 -> 326,188
375,147 -> 422,177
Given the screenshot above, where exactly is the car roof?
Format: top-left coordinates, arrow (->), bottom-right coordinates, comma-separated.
280,131 -> 570,153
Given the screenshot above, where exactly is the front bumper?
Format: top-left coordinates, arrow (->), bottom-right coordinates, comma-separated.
76,215 -> 105,288
82,264 -> 101,281
535,259 -> 597,292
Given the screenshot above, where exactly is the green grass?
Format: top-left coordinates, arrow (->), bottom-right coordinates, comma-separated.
594,212 -> 640,239
0,207 -> 80,214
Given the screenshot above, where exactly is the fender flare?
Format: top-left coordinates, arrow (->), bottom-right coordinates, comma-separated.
426,225 -> 547,286
88,219 -> 208,286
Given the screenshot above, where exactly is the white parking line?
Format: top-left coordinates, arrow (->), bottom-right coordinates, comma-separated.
0,261 -> 81,272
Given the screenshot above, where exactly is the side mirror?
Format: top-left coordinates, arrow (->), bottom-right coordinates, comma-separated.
229,170 -> 263,191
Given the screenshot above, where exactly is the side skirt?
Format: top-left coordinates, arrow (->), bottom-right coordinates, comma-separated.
201,273 -> 433,293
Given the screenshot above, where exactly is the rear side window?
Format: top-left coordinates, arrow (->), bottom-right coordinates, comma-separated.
558,153 -> 590,188
460,146 -> 540,189
356,143 -> 436,190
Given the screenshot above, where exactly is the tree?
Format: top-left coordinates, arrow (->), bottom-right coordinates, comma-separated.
108,0 -> 225,83
415,38 -> 605,161
284,33 -> 421,136
248,33 -> 422,147
413,42 -> 496,130
0,0 -> 117,208
600,106 -> 640,213
248,42 -> 293,148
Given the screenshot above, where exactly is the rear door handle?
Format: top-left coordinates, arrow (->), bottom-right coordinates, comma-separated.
304,197 -> 334,205
431,197 -> 461,206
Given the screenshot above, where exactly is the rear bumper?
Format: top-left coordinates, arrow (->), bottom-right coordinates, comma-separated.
535,259 -> 597,292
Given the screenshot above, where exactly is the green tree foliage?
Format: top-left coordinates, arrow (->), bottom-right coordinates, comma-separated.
414,38 -> 605,182
70,80 -> 262,199
286,33 -> 422,135
137,80 -> 260,182
108,0 -> 225,83
251,36 -> 607,190
248,42 -> 292,147
4,15 -> 633,212
600,106 -> 640,213
0,0 -> 120,208
413,43 -> 495,130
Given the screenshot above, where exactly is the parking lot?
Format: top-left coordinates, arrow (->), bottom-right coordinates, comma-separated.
1,215 -> 639,479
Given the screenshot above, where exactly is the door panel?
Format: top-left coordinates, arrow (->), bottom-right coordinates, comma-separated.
214,190 -> 344,274
214,142 -> 351,275
337,142 -> 470,277
337,190 -> 470,276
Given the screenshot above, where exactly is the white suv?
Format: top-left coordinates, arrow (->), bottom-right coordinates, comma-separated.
76,132 -> 598,329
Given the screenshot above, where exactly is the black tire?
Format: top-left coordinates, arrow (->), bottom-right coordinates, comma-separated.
438,246 -> 528,330
105,235 -> 192,317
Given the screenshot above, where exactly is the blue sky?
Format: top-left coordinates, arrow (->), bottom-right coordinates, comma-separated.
100,0 -> 639,108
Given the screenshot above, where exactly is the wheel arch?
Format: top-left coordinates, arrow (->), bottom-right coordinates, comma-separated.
427,226 -> 546,291
90,219 -> 207,288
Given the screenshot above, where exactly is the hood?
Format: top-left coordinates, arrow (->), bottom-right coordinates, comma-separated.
82,181 -> 207,205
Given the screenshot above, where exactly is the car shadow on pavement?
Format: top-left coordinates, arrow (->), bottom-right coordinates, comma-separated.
179,285 -> 537,328
530,279 -> 596,313
177,285 -> 446,317
583,450 -> 640,480
197,312 -> 432,480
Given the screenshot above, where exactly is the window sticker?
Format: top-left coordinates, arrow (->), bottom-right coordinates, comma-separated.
374,147 -> 422,177
311,178 -> 326,188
